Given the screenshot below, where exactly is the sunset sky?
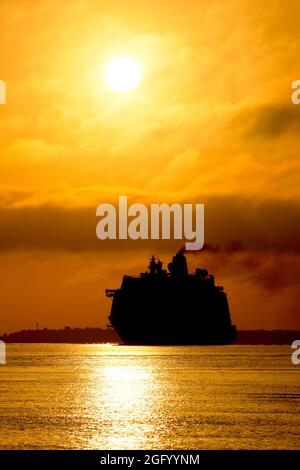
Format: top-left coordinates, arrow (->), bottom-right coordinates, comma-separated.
0,0 -> 300,333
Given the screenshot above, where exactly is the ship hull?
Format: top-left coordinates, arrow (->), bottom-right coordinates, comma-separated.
112,329 -> 236,346
108,274 -> 236,346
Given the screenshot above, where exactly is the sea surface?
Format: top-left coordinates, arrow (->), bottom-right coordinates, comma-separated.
0,344 -> 299,450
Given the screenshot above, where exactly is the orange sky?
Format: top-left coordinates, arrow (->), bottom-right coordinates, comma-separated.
0,0 -> 300,332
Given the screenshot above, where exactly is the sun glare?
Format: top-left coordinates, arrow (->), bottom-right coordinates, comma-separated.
104,56 -> 142,93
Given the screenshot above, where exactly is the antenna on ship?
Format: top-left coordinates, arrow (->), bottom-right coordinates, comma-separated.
149,255 -> 157,274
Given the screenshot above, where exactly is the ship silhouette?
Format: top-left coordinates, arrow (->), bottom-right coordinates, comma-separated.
106,252 -> 236,345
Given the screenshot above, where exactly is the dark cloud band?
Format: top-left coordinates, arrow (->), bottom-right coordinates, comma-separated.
0,195 -> 299,252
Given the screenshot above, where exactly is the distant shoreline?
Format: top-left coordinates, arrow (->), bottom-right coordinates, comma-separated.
1,327 -> 299,345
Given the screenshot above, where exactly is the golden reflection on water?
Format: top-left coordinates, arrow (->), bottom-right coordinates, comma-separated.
75,345 -> 300,450
88,362 -> 161,449
1,344 -> 300,450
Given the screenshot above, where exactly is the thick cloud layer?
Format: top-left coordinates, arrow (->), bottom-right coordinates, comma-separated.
0,196 -> 299,252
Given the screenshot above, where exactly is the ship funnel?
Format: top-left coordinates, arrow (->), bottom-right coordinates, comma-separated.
168,252 -> 188,276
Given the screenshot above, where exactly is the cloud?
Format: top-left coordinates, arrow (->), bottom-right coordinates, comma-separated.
231,104 -> 300,139
1,0 -> 300,331
3,138 -> 70,164
0,193 -> 299,253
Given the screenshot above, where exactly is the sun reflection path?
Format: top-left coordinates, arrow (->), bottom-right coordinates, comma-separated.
87,356 -> 166,449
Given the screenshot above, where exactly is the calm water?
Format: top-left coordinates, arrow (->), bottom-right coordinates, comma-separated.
0,344 -> 299,450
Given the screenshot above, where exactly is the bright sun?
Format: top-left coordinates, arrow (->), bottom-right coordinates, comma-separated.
104,56 -> 142,93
